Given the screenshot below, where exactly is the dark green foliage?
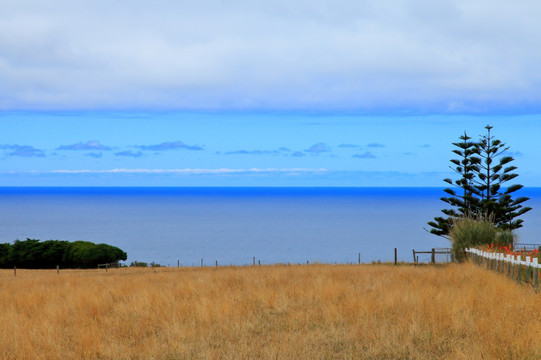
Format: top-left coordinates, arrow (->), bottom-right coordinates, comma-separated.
472,126 -> 532,230
0,238 -> 127,269
428,132 -> 480,236
429,125 -> 531,237
82,244 -> 128,266
130,260 -> 148,267
0,243 -> 10,266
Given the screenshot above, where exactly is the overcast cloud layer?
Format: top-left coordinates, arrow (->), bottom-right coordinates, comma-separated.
1,0 -> 541,112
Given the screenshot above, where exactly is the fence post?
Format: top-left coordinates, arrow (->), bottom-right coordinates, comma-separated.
253,257 -> 255,266
516,256 -> 521,284
358,252 -> 361,265
533,258 -> 539,290
525,257 -> 531,283
412,250 -> 416,263
507,255 -> 511,279
13,266 -> 16,277
201,258 -> 203,267
57,265 -> 59,275
431,248 -> 435,264
513,256 -> 516,279
394,248 -> 397,265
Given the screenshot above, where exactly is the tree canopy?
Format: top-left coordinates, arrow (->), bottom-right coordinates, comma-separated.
428,125 -> 531,237
0,239 -> 127,269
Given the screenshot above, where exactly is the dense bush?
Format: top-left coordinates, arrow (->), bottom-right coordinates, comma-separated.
450,217 -> 515,262
130,261 -> 148,267
0,239 -> 127,269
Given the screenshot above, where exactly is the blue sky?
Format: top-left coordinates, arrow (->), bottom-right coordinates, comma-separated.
1,1 -> 540,187
1,112 -> 539,186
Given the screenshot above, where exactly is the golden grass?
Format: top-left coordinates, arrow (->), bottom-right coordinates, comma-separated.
0,263 -> 539,360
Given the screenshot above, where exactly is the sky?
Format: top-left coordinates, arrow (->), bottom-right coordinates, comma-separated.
1,0 -> 540,187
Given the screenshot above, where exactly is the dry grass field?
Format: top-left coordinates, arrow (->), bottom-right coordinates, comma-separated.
0,263 -> 539,360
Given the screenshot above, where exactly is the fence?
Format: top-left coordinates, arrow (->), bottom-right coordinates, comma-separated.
465,248 -> 540,290
412,248 -> 452,264
513,243 -> 541,251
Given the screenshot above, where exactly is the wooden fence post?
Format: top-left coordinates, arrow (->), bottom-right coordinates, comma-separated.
57,265 -> 59,275
13,266 -> 16,277
201,258 -> 203,267
533,258 -> 539,290
513,257 -> 516,280
394,248 -> 397,265
412,250 -> 416,263
253,257 -> 255,266
431,248 -> 435,264
358,252 -> 361,264
525,257 -> 531,284
516,256 -> 521,284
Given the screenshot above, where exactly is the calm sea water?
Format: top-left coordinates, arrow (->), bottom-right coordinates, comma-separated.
0,187 -> 539,266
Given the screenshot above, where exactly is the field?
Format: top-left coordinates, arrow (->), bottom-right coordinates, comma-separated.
0,263 -> 540,359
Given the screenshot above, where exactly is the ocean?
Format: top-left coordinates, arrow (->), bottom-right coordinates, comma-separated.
0,187 -> 539,266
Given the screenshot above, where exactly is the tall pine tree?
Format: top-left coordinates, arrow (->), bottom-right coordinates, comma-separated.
428,126 -> 531,236
472,125 -> 531,230
427,131 -> 479,236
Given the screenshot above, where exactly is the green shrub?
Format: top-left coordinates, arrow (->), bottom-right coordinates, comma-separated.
130,261 -> 148,267
450,217 -> 497,262
495,230 -> 515,247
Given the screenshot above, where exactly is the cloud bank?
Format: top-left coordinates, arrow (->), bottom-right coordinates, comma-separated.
2,0 -> 541,113
57,141 -> 112,151
136,141 -> 203,151
1,145 -> 45,157
49,168 -> 327,175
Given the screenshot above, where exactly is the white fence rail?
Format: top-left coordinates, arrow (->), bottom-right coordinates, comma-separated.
465,248 -> 540,289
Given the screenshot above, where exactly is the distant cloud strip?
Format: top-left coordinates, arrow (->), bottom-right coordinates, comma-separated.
1,145 -> 45,157
57,141 -> 112,151
136,141 -> 203,151
49,168 -> 327,175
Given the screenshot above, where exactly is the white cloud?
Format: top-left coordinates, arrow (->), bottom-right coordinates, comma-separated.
2,0 -> 541,112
